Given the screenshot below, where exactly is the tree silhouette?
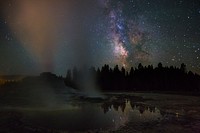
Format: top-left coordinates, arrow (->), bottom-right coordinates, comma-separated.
63,63 -> 200,94
1,63 -> 200,95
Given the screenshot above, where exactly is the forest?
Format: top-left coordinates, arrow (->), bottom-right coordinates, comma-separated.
64,63 -> 200,93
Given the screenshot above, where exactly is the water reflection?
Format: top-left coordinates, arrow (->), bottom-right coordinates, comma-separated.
101,96 -> 158,114
100,97 -> 162,129
20,96 -> 162,132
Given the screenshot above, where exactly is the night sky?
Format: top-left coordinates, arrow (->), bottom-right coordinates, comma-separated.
0,0 -> 200,75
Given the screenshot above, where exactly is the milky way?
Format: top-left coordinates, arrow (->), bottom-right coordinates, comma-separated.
105,1 -> 154,67
108,7 -> 129,67
0,0 -> 200,75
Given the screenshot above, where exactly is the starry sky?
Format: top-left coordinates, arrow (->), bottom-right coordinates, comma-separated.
0,0 -> 200,75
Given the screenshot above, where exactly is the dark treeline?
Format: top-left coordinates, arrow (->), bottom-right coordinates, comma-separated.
65,63 -> 200,92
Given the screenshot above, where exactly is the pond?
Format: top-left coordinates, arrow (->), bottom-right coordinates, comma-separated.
20,101 -> 161,132
1,93 -> 200,133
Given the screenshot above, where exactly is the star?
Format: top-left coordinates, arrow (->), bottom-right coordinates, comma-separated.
0,0 -> 199,74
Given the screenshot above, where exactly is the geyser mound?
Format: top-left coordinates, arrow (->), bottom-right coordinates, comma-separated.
0,72 -> 77,108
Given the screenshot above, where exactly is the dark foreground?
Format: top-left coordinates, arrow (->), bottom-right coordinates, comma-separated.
0,93 -> 200,133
